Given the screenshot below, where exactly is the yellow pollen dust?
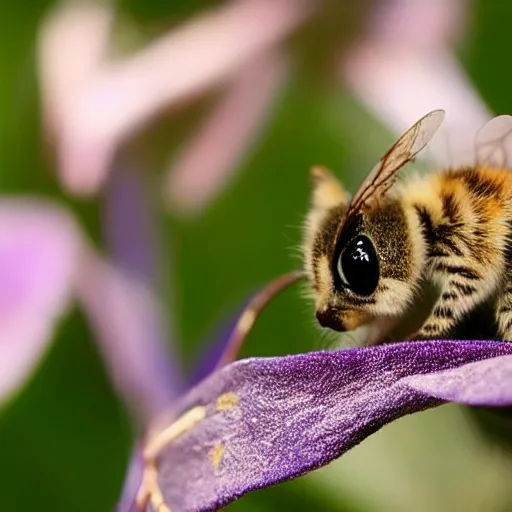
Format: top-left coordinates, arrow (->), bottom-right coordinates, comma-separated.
210,443 -> 224,470
216,392 -> 239,411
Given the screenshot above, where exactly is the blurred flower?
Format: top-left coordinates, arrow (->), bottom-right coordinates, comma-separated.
38,0 -> 312,213
165,49 -> 289,214
0,199 -> 80,403
30,1 -> 512,511
0,192 -> 179,423
76,244 -> 181,422
40,0 -> 485,218
342,0 -> 491,167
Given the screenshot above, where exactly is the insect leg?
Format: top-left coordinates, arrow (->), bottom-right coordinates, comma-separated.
495,283 -> 512,341
416,266 -> 489,339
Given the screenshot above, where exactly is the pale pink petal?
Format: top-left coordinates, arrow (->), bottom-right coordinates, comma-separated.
76,249 -> 183,425
166,50 -> 288,215
37,0 -> 113,136
405,354 -> 512,407
342,0 -> 491,169
367,0 -> 465,50
0,200 -> 80,402
58,0 -> 312,196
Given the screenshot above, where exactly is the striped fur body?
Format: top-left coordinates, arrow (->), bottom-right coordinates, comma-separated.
304,165 -> 512,343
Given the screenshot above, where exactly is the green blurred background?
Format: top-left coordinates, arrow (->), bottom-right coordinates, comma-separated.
2,1 -> 512,511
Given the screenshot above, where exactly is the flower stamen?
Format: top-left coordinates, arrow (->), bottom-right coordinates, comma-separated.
137,406 -> 207,511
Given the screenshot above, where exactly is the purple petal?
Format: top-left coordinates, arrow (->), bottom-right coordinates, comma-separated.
116,448 -> 144,512
405,354 -> 512,406
76,250 -> 183,425
0,199 -> 80,402
188,311 -> 241,388
138,340 -> 512,512
98,158 -> 184,426
103,159 -> 160,285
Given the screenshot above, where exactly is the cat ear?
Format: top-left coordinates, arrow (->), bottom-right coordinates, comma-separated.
310,166 -> 350,211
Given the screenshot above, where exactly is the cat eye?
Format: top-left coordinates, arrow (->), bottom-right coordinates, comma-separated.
337,235 -> 379,296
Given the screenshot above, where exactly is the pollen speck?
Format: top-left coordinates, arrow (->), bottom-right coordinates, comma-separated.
211,443 -> 224,470
216,392 -> 239,411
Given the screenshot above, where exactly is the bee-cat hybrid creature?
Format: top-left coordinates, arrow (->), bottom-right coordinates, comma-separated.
303,110 -> 512,343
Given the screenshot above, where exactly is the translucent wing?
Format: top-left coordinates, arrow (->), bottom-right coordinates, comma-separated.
475,115 -> 512,169
348,109 -> 445,216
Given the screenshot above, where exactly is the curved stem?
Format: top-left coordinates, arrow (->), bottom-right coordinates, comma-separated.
216,271 -> 306,369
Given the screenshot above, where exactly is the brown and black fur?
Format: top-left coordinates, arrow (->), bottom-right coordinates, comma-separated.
304,165 -> 512,343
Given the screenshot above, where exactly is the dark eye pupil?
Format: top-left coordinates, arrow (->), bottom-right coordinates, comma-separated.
339,235 -> 379,296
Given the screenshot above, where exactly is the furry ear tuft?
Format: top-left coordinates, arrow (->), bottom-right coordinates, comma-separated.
310,166 -> 350,210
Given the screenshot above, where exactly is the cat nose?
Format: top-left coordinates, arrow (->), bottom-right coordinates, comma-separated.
315,308 -> 346,332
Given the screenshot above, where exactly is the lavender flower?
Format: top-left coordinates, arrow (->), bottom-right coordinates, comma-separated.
0,192 -> 179,424
128,335 -> 512,512
116,272 -> 512,512
27,1 -> 512,510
